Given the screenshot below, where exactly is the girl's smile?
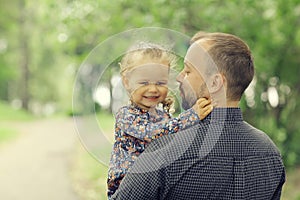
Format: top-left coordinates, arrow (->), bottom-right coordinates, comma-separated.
124,63 -> 169,110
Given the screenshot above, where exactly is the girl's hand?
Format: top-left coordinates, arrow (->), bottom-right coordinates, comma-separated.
193,98 -> 213,120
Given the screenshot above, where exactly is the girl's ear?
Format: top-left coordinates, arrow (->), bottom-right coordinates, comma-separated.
122,76 -> 130,90
209,73 -> 225,93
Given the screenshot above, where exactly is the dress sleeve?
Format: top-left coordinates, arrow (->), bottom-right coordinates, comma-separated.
116,107 -> 200,141
177,108 -> 200,129
151,108 -> 200,139
115,107 -> 170,141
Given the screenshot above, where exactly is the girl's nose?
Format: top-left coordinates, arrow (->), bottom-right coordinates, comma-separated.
148,84 -> 159,92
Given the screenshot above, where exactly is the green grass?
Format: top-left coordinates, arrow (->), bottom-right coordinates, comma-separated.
71,145 -> 109,200
0,126 -> 18,144
0,101 -> 34,144
70,111 -> 114,200
0,101 -> 34,121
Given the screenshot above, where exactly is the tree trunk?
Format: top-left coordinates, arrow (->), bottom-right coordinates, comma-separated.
19,0 -> 30,110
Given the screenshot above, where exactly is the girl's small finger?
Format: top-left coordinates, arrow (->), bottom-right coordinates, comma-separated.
198,99 -> 211,108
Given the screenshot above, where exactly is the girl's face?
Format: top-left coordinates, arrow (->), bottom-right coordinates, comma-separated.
124,62 -> 169,110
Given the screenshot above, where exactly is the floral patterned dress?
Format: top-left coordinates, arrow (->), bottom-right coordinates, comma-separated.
107,104 -> 200,198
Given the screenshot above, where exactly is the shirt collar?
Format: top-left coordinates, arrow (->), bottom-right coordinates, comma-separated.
204,107 -> 243,122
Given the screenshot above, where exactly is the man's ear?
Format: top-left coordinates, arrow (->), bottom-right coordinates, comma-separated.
209,73 -> 225,93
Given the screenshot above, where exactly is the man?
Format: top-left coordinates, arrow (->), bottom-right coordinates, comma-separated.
111,32 -> 285,199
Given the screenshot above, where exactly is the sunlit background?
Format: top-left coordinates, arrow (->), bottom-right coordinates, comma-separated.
0,0 -> 300,199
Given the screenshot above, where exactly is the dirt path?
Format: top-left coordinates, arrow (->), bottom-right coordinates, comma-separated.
0,118 -> 80,200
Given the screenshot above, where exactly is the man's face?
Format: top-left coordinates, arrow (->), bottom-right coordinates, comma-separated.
176,42 -> 211,110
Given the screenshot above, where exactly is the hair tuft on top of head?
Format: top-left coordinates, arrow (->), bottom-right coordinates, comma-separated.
119,41 -> 177,76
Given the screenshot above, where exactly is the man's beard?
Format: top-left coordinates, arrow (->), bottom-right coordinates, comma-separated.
181,90 -> 197,110
180,83 -> 208,110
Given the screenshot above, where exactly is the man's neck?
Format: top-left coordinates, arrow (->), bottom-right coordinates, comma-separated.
226,100 -> 239,107
212,99 -> 239,108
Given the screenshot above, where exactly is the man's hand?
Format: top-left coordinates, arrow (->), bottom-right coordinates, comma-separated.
193,98 -> 213,120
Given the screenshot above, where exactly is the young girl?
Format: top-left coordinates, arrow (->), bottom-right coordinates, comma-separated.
107,42 -> 212,199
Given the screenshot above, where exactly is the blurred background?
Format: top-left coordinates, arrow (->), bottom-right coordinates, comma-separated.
0,0 -> 299,199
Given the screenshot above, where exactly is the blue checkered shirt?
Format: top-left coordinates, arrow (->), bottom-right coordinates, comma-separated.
111,108 -> 285,200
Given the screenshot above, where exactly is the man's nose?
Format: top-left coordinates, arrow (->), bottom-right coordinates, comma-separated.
176,71 -> 183,83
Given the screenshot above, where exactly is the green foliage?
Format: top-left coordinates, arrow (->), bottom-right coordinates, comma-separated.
281,167 -> 300,200
1,2 -> 299,199
96,111 -> 115,132
0,0 -> 300,169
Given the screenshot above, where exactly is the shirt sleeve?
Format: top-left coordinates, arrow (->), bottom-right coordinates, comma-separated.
111,169 -> 164,200
271,168 -> 286,200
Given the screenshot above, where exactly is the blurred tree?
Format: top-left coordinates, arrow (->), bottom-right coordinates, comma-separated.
18,0 -> 30,110
0,0 -> 19,102
0,0 -> 76,113
0,0 -> 299,167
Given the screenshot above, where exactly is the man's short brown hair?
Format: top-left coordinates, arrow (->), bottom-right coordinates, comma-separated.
191,32 -> 254,101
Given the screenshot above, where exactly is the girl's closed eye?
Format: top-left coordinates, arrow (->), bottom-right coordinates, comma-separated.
156,81 -> 168,86
138,81 -> 150,86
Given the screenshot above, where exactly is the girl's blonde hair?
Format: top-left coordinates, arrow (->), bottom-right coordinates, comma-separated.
120,41 -> 176,113
119,41 -> 176,76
